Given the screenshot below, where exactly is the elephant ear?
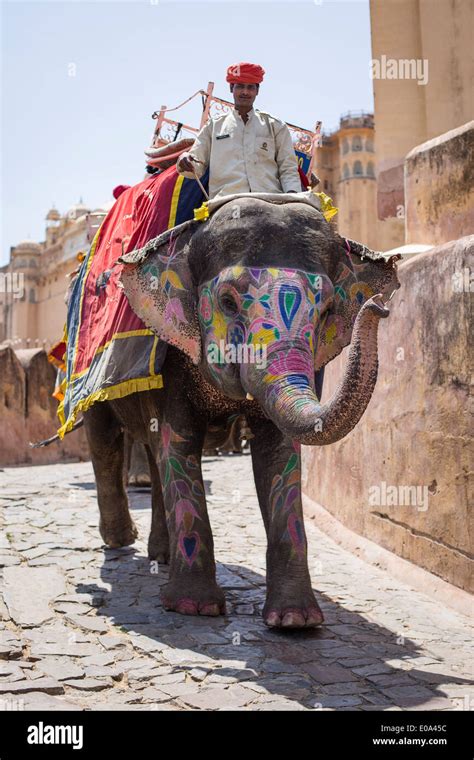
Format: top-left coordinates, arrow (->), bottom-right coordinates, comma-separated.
119,220 -> 201,364
315,236 -> 400,371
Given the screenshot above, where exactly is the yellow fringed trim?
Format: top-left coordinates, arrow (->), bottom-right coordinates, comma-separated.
168,175 -> 185,228
47,324 -> 68,371
53,376 -> 67,403
56,374 -> 164,439
312,191 -> 339,222
48,353 -> 67,372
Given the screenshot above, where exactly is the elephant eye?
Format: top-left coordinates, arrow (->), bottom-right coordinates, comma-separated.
219,292 -> 239,316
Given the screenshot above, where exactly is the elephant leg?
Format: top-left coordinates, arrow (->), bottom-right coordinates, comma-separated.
157,405 -> 225,617
122,432 -> 132,489
83,403 -> 138,548
129,441 -> 151,486
144,443 -> 170,563
249,418 -> 324,629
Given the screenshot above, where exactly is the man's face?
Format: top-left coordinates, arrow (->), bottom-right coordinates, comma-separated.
231,83 -> 258,109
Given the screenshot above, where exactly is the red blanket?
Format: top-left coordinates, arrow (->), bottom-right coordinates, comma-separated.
56,166 -> 208,436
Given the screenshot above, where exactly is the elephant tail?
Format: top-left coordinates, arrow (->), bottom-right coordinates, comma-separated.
29,418 -> 84,448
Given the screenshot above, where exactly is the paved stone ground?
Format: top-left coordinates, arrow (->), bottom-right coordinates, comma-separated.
0,455 -> 472,711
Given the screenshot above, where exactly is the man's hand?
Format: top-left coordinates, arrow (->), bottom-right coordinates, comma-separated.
177,152 -> 199,173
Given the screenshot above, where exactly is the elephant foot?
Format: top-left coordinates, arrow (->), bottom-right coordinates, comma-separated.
263,588 -> 324,629
161,581 -> 226,617
148,535 -> 170,564
99,518 -> 138,549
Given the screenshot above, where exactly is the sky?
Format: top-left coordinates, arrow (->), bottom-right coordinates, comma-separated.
1,0 -> 373,265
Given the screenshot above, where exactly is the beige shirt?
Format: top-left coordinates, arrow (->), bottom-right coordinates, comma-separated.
177,107 -> 301,199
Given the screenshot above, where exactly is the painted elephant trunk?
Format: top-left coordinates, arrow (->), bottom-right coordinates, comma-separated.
242,295 -> 390,445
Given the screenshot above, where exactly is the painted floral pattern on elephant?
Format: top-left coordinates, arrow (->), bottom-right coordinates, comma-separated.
314,243 -> 394,370
198,266 -> 332,388
159,422 -> 207,568
269,441 -> 307,558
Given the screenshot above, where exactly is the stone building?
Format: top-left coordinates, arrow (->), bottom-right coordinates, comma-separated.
313,112 -> 378,250
0,201 -> 112,349
370,0 -> 473,250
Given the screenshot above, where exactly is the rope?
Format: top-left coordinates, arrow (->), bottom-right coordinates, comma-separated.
151,90 -> 206,118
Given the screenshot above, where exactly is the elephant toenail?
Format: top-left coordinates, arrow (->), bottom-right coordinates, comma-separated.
282,611 -> 306,627
264,611 -> 281,627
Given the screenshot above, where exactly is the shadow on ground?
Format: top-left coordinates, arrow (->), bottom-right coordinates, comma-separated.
75,538 -> 473,710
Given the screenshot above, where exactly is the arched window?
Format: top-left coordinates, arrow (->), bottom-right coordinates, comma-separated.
366,162 -> 375,177
353,161 -> 363,176
342,139 -> 349,154
343,163 -> 350,179
29,289 -> 36,303
352,136 -> 362,152
324,179 -> 329,191
365,138 -> 374,152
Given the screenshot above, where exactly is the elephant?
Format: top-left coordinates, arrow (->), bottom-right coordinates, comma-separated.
126,416 -> 250,486
202,414 -> 252,455
83,191 -> 400,629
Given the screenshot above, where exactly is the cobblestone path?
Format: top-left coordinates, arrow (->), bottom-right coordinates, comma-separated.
0,456 -> 472,711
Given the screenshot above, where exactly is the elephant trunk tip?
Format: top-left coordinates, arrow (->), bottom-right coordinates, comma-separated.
368,293 -> 390,318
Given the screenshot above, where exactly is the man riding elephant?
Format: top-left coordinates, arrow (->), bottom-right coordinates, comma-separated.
177,61 -> 324,398
56,67 -> 401,630
177,62 -> 302,198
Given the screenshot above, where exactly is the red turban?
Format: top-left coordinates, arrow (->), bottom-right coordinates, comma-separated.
226,62 -> 265,85
113,185 -> 131,199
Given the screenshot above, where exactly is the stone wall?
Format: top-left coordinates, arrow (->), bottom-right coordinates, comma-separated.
405,121 -> 474,246
0,347 -> 89,466
302,236 -> 473,592
369,0 -> 473,253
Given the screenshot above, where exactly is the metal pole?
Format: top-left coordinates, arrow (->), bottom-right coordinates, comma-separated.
308,120 -> 322,179
200,82 -> 214,129
152,104 -> 167,147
